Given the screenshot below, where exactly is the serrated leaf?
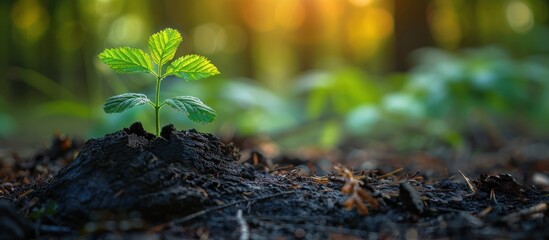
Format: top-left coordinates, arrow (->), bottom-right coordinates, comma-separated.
104,93 -> 151,113
148,28 -> 182,65
99,47 -> 153,74
165,55 -> 220,80
164,96 -> 216,123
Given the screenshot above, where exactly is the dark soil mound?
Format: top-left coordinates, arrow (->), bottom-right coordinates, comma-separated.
45,122 -> 256,223
2,122 -> 549,239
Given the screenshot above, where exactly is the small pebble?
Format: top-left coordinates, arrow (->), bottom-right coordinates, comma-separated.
294,228 -> 306,238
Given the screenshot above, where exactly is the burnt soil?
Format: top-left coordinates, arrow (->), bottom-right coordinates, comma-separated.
1,122 -> 549,239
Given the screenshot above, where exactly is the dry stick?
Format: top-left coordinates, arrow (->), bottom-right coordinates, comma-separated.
477,206 -> 493,218
458,170 -> 478,194
18,189 -> 34,199
33,224 -> 72,234
260,222 -> 370,237
236,209 -> 250,240
489,188 -> 497,204
376,168 -> 404,179
502,202 -> 548,223
151,191 -> 296,232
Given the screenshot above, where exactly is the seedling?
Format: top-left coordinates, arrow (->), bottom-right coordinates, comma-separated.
99,28 -> 219,136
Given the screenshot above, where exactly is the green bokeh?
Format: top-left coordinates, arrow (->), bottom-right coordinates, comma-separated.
1,0 -> 549,151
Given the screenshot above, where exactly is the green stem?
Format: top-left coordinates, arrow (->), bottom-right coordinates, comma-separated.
155,76 -> 161,136
154,62 -> 163,137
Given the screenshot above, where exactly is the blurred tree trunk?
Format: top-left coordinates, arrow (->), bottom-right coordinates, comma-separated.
0,1 -> 9,98
393,0 -> 435,71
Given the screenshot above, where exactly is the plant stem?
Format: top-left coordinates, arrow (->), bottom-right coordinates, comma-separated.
155,76 -> 161,136
155,62 -> 163,137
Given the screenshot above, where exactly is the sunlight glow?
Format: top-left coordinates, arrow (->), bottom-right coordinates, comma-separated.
193,24 -> 227,54
428,1 -> 462,49
506,0 -> 534,34
242,0 -> 305,32
275,1 -> 305,30
192,24 -> 248,55
107,15 -> 146,45
348,0 -> 374,7
11,0 -> 49,42
241,0 -> 277,32
346,7 -> 394,59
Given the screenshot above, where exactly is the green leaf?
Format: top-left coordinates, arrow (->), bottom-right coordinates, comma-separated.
164,96 -> 216,123
165,55 -> 220,80
148,28 -> 182,65
99,47 -> 153,74
104,93 -> 151,113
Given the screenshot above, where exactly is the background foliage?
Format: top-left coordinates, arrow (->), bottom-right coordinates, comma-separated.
1,0 -> 549,151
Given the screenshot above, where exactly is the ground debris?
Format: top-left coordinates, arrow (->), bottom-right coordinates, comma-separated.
458,170 -> 478,194
475,173 -> 528,195
502,202 -> 548,223
335,165 -> 379,215
399,181 -> 425,215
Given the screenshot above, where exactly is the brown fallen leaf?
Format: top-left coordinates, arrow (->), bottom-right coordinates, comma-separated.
335,165 -> 379,215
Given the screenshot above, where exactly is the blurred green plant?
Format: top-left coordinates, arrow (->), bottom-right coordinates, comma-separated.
349,47 -> 549,150
10,67 -> 95,119
99,28 -> 220,136
30,199 -> 58,220
398,47 -> 549,146
0,98 -> 15,138
293,68 -> 387,148
287,47 -> 549,150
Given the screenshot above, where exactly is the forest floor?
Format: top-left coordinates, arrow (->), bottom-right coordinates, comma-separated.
1,122 -> 549,239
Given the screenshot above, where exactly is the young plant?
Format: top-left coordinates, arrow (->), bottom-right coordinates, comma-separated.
98,28 -> 219,136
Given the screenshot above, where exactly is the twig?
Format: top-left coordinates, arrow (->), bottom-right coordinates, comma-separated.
502,202 -> 548,223
150,191 -> 295,232
259,221 -> 369,237
18,189 -> 34,199
376,168 -> 403,179
236,209 -> 249,240
458,170 -> 477,194
477,206 -> 492,218
32,223 -> 72,234
489,188 -> 497,204
399,181 -> 425,215
254,215 -> 331,222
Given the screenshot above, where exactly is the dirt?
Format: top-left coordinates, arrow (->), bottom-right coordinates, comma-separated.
1,122 -> 549,239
